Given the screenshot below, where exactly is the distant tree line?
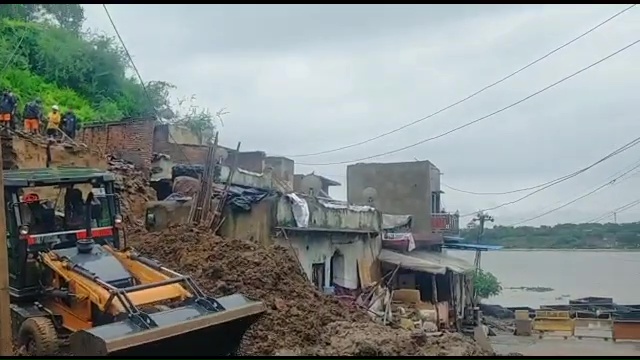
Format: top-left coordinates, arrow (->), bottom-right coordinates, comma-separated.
461,222 -> 640,249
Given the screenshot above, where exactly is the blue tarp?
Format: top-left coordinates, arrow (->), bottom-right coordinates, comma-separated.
442,243 -> 503,251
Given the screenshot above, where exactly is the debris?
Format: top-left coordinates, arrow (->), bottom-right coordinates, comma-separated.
106,154 -> 156,229
129,225 -> 491,356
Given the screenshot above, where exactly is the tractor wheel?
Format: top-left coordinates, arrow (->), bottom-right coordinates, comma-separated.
18,317 -> 59,356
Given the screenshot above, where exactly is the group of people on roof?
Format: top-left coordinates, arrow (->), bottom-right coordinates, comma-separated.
0,90 -> 80,140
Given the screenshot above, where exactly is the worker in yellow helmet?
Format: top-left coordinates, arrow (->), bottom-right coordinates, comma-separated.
46,105 -> 61,139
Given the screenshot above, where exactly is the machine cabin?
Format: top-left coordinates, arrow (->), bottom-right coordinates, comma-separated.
5,167 -> 123,300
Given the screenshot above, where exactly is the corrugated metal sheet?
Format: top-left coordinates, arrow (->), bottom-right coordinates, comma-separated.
378,249 -> 473,274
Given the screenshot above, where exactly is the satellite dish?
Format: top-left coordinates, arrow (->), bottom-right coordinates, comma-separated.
362,187 -> 378,204
215,148 -> 228,163
300,175 -> 323,196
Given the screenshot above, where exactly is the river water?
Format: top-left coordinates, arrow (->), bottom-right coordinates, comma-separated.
449,249 -> 640,308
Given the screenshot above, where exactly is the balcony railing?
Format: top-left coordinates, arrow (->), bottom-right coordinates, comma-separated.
431,212 -> 460,234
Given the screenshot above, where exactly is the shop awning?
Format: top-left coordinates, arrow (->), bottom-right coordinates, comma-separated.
378,249 -> 473,274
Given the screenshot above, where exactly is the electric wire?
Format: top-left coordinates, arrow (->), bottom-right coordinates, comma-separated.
458,136 -> 640,217
102,4 -> 193,165
0,30 -> 26,75
506,160 -> 640,226
585,198 -> 640,223
285,4 -> 637,158
297,38 -> 640,166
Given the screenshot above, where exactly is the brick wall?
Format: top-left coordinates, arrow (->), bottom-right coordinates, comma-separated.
152,124 -> 209,164
78,117 -> 155,169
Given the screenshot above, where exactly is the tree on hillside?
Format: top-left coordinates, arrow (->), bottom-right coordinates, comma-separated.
0,4 -> 85,34
0,7 -> 222,127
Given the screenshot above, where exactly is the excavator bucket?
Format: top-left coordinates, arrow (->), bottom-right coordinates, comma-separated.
69,294 -> 266,356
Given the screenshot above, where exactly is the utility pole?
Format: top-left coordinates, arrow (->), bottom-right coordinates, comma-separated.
613,211 -> 618,224
468,211 -> 493,306
0,136 -> 11,355
471,211 -> 493,269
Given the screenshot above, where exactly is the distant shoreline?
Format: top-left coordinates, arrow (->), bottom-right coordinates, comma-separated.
493,248 -> 640,252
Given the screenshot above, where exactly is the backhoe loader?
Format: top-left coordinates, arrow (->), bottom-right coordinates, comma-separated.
6,167 -> 266,356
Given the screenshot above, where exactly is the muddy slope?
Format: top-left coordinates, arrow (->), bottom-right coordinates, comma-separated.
129,225 -> 489,356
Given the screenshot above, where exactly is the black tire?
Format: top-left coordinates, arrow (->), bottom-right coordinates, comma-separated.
18,317 -> 59,356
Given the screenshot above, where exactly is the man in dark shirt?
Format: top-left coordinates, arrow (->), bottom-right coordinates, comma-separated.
23,98 -> 43,134
0,90 -> 17,129
61,108 -> 79,139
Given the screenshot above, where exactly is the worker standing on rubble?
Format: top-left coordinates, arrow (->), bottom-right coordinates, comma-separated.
46,105 -> 61,139
61,108 -> 78,139
0,90 -> 17,130
23,98 -> 43,134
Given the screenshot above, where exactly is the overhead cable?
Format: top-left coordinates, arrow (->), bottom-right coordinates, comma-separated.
506,159 -> 640,226
285,4 -> 637,158
102,4 -> 193,165
584,198 -> 640,223
458,136 -> 640,217
297,38 -> 640,166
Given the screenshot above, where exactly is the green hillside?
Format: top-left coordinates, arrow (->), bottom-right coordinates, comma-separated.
0,4 -> 179,123
462,222 -> 640,249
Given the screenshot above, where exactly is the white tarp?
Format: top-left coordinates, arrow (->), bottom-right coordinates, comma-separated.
318,198 -> 376,212
286,193 -> 310,228
382,214 -> 412,230
378,249 -> 473,275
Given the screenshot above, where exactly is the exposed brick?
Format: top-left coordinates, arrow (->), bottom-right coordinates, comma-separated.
78,118 -> 155,169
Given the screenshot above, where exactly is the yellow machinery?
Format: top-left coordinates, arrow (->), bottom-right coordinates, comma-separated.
8,167 -> 265,356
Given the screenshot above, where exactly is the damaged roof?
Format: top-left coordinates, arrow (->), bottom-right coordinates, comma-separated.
378,249 -> 473,274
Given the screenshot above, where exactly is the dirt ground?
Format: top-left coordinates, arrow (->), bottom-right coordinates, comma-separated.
491,334 -> 640,356
129,226 -> 489,356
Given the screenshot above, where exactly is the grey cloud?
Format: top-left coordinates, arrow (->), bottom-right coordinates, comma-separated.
83,4 -> 640,225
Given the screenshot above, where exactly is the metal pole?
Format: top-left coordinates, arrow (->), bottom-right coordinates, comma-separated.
0,137 -> 12,355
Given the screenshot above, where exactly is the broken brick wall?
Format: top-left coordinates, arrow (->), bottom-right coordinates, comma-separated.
78,117 -> 155,169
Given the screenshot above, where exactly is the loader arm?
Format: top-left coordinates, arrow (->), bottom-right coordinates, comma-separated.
37,245 -> 266,356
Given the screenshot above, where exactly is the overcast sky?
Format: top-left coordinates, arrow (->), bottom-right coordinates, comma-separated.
82,4 -> 640,226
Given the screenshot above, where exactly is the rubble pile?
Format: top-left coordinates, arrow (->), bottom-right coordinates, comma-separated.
129,225 -> 491,356
106,155 -> 157,229
302,321 -> 487,356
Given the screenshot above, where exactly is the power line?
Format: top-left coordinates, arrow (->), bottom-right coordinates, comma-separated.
458,136 -> 640,217
102,4 -> 193,165
443,182 -> 552,195
0,30 -> 26,74
443,148 -> 640,196
585,198 -> 640,223
506,160 -> 640,226
298,38 -> 640,166
286,4 -> 637,158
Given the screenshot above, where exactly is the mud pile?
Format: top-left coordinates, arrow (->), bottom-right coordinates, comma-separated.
129,225 -> 490,356
303,321 -> 487,356
107,155 -> 156,229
